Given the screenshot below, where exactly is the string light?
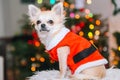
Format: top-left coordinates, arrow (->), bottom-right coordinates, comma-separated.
31,66 -> 36,71
37,0 -> 43,4
89,24 -> 94,30
94,35 -> 99,40
85,15 -> 90,19
118,46 -> 120,51
75,14 -> 80,19
70,12 -> 75,18
87,0 -> 92,4
70,4 -> 75,9
63,2 -> 69,8
79,31 -> 84,36
89,18 -> 93,22
50,0 -> 56,5
39,57 -> 45,62
85,9 -> 90,14
95,30 -> 100,35
89,40 -> 94,44
34,41 -> 40,47
88,13 -> 93,18
30,57 -> 36,61
88,32 -> 93,39
96,20 -> 101,26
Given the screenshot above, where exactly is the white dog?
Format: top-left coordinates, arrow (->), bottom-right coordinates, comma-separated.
28,2 -> 109,80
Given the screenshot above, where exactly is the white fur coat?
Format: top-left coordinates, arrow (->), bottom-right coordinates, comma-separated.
28,68 -> 120,80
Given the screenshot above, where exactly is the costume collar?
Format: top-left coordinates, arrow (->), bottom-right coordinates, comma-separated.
46,27 -> 70,50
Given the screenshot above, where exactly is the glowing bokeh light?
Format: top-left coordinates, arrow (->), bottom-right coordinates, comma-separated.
35,41 -> 40,47
30,57 -> 36,61
88,13 -> 93,17
39,57 -> 45,62
63,2 -> 69,7
70,4 -> 75,9
79,31 -> 84,36
95,30 -> 100,35
37,0 -> 43,4
31,66 -> 36,71
87,0 -> 92,4
88,32 -> 93,39
85,15 -> 90,19
89,40 -> 94,44
85,9 -> 90,14
96,20 -> 101,25
118,46 -> 120,51
50,0 -> 56,5
89,24 -> 94,30
75,14 -> 80,19
70,12 -> 75,18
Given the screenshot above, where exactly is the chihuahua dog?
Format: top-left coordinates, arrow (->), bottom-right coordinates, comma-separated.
28,2 -> 108,80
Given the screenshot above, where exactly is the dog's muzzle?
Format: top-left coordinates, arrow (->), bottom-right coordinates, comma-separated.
40,24 -> 49,32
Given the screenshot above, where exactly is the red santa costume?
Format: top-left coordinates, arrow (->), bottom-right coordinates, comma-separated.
45,27 -> 108,75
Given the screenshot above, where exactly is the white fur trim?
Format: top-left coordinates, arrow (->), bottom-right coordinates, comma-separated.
46,27 -> 70,50
28,69 -> 120,80
74,59 -> 108,75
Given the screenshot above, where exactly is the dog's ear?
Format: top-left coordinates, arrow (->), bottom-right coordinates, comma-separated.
52,2 -> 63,16
28,4 -> 40,20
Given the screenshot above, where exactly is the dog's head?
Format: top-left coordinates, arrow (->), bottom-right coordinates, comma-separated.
28,2 -> 65,39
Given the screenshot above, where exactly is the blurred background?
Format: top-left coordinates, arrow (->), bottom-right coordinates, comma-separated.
0,0 -> 120,80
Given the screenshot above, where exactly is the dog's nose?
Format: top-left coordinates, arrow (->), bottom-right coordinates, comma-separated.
41,24 -> 46,28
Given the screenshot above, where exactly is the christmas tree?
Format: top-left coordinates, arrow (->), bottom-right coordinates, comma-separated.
112,32 -> 120,68
9,0 -> 109,80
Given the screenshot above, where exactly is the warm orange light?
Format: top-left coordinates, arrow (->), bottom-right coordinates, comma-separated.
96,20 -> 101,26
79,31 -> 84,36
118,46 -> 120,51
35,41 -> 40,47
50,60 -> 55,64
75,14 -> 80,19
63,2 -> 69,8
31,66 -> 36,71
95,30 -> 100,35
113,60 -> 118,65
70,4 -> 75,9
39,57 -> 45,62
89,40 -> 94,44
85,15 -> 89,19
30,57 -> 36,61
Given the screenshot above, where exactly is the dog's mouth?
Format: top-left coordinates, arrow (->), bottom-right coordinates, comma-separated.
40,28 -> 50,32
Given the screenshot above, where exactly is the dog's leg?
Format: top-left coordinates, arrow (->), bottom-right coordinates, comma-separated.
81,65 -> 106,78
57,46 -> 70,79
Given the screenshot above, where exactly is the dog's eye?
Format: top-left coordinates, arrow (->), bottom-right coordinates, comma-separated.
48,20 -> 54,24
36,20 -> 41,25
